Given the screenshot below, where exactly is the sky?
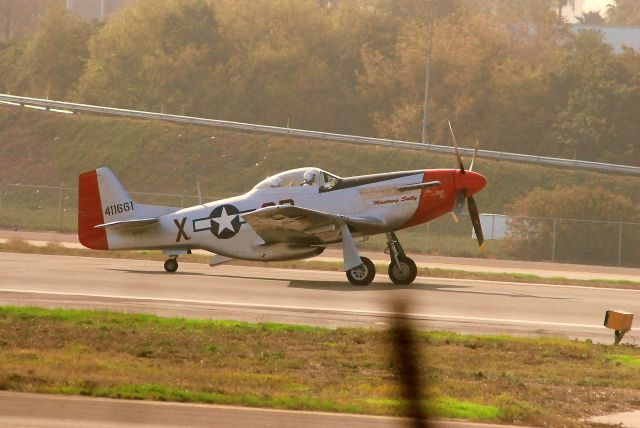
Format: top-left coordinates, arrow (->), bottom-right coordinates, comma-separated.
567,0 -> 611,21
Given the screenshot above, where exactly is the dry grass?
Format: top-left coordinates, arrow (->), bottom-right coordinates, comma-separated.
0,307 -> 639,426
1,238 -> 639,290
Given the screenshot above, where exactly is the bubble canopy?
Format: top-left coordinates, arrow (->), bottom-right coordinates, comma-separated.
253,168 -> 342,191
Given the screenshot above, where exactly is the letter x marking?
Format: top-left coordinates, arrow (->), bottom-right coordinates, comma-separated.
174,217 -> 191,242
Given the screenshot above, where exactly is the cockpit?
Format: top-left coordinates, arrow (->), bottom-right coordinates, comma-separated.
252,168 -> 342,192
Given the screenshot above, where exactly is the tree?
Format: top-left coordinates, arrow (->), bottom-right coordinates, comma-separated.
0,38 -> 26,92
9,6 -> 93,99
76,0 -> 383,133
575,10 -> 605,24
374,0 -> 461,22
549,30 -> 640,164
505,186 -> 640,266
210,0 -> 391,133
0,0 -> 61,40
359,10 -> 514,143
357,3 -> 565,152
607,0 -> 640,25
556,0 -> 575,23
77,0 -> 225,115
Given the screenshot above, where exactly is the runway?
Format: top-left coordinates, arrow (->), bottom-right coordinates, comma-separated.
0,391 -> 517,428
3,229 -> 640,282
2,252 -> 639,343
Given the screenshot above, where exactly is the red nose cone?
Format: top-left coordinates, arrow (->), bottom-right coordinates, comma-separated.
455,171 -> 487,195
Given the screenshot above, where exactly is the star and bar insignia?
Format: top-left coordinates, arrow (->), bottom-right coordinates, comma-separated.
193,204 -> 242,239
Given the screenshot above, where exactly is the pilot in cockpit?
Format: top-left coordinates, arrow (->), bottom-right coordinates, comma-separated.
269,177 -> 282,188
302,170 -> 317,186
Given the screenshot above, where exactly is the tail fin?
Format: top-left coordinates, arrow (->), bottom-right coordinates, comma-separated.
78,168 -> 110,249
78,167 -> 177,250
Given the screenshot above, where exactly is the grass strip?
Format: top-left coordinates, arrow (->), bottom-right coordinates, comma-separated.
608,354 -> 640,368
0,306 -> 639,426
1,238 -> 639,290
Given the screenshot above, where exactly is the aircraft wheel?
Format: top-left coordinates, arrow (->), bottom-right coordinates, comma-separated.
388,256 -> 417,285
346,257 -> 375,286
164,258 -> 178,273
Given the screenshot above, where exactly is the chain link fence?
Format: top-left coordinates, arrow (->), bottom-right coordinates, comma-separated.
1,182 -> 639,267
0,182 -> 218,233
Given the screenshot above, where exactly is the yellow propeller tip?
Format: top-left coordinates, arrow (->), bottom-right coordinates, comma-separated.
479,242 -> 486,251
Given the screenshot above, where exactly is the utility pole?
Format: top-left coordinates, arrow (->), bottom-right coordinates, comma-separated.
421,0 -> 434,145
99,0 -> 106,22
3,0 -> 13,40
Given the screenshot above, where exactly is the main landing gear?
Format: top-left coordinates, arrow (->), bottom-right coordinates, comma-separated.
386,232 -> 417,285
344,232 -> 417,286
346,257 -> 376,286
164,256 -> 179,273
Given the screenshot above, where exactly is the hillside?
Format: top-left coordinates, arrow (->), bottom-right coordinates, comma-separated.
1,106 -> 639,211
2,105 -> 640,265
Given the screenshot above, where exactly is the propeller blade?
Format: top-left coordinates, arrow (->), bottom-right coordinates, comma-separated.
469,140 -> 479,172
452,190 -> 467,223
447,120 -> 465,174
467,195 -> 485,250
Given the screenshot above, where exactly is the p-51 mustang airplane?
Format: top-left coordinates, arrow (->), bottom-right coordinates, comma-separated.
78,136 -> 486,286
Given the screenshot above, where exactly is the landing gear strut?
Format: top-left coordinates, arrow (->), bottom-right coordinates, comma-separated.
164,256 -> 179,273
386,232 -> 417,285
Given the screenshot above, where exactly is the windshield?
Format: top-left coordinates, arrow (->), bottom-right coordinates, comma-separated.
321,171 -> 340,191
253,168 -> 342,190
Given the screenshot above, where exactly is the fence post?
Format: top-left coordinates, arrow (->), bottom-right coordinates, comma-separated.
551,218 -> 557,262
490,214 -> 496,252
57,184 -> 64,231
425,222 -> 430,254
618,222 -> 623,266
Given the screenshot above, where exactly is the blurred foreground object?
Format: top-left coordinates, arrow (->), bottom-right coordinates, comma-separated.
391,301 -> 432,428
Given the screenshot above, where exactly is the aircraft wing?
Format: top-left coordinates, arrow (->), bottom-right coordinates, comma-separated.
242,205 -> 385,245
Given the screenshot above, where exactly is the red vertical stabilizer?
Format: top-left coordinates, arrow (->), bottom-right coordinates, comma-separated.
78,170 -> 109,250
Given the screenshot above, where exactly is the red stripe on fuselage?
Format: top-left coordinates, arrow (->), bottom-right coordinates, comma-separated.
400,169 -> 457,229
78,170 -> 109,250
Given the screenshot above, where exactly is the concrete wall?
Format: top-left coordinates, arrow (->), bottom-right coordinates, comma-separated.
572,24 -> 640,53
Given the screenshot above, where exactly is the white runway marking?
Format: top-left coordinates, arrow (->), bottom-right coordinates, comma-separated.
0,288 -> 606,331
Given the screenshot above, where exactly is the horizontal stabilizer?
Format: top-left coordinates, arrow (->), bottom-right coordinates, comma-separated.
94,218 -> 159,230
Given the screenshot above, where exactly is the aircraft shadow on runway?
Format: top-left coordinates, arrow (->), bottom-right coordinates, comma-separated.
287,280 -> 438,291
288,280 -> 575,300
107,268 -> 211,277
107,269 -> 574,300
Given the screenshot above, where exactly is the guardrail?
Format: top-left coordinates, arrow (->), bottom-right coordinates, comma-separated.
2,93 -> 640,176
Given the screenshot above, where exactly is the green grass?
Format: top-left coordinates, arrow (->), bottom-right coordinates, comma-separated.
608,354 -> 640,368
47,384 -> 362,413
1,306 -> 639,427
430,397 -> 504,419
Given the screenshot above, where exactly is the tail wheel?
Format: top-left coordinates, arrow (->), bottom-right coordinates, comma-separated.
346,257 -> 375,286
164,258 -> 178,273
388,256 -> 417,285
